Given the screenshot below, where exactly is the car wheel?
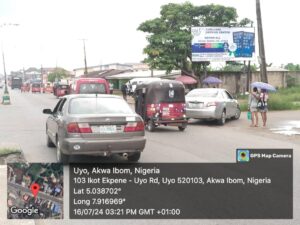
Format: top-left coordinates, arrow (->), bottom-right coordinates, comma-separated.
56,140 -> 69,164
217,111 -> 226,125
128,152 -> 141,162
147,120 -> 155,132
233,107 -> 241,120
178,123 -> 187,131
46,133 -> 55,147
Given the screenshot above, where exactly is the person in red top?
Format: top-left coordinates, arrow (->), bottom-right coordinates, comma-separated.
259,89 -> 269,127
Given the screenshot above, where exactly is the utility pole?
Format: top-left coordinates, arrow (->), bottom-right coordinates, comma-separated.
1,47 -> 8,93
256,0 -> 268,83
79,39 -> 88,75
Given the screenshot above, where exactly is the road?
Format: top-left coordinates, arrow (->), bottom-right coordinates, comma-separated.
8,182 -> 63,204
0,89 -> 299,225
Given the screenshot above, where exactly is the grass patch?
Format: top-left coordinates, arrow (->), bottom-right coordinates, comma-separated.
238,86 -> 300,111
0,147 -> 21,156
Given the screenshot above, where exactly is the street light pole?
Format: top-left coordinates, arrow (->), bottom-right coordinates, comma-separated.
0,23 -> 19,104
1,45 -> 8,94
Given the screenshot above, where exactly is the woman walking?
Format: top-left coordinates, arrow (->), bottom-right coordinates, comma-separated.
248,87 -> 260,127
259,89 -> 269,127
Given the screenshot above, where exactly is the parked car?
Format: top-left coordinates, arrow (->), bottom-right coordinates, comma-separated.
185,88 -> 241,125
43,94 -> 146,163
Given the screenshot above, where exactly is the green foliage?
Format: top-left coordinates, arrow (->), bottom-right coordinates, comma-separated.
284,63 -> 300,71
47,68 -> 68,83
138,2 -> 248,75
286,75 -> 297,87
0,147 -> 21,156
238,86 -> 300,111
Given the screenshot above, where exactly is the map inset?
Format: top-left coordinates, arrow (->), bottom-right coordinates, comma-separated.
7,163 -> 63,219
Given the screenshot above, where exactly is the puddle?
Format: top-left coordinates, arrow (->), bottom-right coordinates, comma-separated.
270,120 -> 300,136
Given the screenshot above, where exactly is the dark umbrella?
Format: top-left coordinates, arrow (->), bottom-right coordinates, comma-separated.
251,82 -> 276,92
202,76 -> 222,84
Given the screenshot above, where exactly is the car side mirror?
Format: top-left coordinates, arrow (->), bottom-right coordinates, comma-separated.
43,109 -> 53,114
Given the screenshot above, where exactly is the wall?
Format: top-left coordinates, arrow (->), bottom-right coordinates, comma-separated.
205,70 -> 300,94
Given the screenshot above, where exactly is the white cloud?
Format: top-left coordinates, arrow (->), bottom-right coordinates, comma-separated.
0,0 -> 299,73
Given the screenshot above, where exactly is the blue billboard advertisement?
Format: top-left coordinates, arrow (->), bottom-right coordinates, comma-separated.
191,27 -> 255,62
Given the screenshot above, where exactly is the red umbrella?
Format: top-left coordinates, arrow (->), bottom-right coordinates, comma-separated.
175,75 -> 197,84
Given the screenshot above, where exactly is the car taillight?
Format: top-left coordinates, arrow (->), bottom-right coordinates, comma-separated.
124,121 -> 145,132
149,104 -> 160,112
207,102 -> 217,107
67,122 -> 92,133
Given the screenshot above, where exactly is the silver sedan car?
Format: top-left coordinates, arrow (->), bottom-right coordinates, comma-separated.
185,88 -> 241,125
43,94 -> 146,163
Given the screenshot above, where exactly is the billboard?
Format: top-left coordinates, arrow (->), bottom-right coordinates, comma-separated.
191,27 -> 255,62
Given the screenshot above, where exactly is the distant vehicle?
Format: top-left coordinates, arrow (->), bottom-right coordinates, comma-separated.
43,94 -> 146,163
71,78 -> 110,94
31,83 -> 42,93
21,83 -> 30,92
11,76 -> 22,89
42,82 -> 53,93
134,79 -> 187,132
185,88 -> 241,125
54,83 -> 69,98
126,77 -> 161,94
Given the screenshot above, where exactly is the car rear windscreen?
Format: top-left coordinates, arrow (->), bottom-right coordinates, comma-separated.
79,83 -> 106,94
69,97 -> 133,114
187,90 -> 218,98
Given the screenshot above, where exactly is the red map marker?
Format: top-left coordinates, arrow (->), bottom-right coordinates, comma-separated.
30,183 -> 40,198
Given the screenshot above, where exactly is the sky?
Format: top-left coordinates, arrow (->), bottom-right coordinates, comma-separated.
0,0 -> 299,73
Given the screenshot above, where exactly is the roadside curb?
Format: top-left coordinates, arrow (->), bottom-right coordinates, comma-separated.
0,143 -> 26,165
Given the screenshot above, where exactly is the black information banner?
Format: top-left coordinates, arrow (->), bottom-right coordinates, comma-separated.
69,149 -> 293,219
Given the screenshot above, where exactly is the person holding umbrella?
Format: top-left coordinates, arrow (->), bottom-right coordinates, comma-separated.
248,87 -> 260,127
251,81 -> 275,127
259,89 -> 269,127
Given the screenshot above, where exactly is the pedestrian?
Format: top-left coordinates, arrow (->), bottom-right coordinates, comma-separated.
248,87 -> 260,127
127,81 -> 132,95
121,83 -> 127,100
259,89 -> 269,127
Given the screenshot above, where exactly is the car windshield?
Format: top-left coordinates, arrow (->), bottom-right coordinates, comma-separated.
79,83 -> 106,94
32,84 -> 40,87
69,97 -> 133,114
187,89 -> 219,98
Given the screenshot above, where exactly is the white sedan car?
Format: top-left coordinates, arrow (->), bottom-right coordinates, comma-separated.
185,88 -> 241,125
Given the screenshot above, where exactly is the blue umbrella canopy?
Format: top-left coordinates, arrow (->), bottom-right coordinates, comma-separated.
251,82 -> 276,92
202,76 -> 222,84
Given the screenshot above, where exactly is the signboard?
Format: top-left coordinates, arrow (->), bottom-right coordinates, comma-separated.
191,27 -> 255,62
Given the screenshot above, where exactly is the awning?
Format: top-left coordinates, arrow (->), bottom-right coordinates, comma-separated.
175,75 -> 198,84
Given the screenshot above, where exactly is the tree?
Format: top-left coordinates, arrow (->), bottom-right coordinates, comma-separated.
47,68 -> 68,83
138,2 -> 252,79
284,63 -> 300,71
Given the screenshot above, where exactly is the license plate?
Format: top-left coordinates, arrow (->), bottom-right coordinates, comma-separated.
162,107 -> 169,115
92,125 -> 117,133
189,103 -> 203,108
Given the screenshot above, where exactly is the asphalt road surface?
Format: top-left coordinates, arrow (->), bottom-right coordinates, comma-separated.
0,89 -> 299,225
